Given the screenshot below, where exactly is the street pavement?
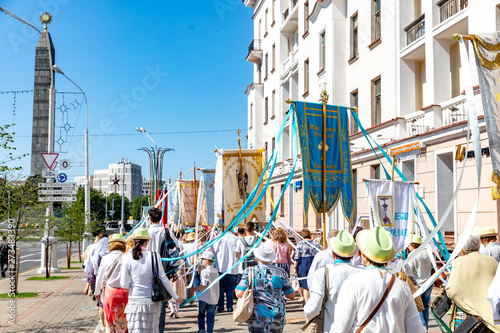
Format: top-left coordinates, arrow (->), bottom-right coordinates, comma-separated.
1,253 -> 448,333
15,241 -> 81,275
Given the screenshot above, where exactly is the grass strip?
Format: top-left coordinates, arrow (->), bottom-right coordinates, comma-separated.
26,276 -> 70,281
0,292 -> 39,298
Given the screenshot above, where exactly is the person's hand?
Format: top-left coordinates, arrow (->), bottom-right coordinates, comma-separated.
95,295 -> 100,302
84,283 -> 90,295
176,297 -> 185,305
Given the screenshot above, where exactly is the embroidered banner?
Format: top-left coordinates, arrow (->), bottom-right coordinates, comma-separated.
179,179 -> 199,226
222,149 -> 265,227
293,102 -> 355,223
214,151 -> 224,227
196,170 -> 216,226
366,180 -> 416,253
470,33 -> 500,199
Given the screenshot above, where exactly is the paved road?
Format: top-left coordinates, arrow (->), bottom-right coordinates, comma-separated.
15,241 -> 81,274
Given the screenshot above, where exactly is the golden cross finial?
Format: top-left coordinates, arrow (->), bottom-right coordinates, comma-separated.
236,129 -> 242,142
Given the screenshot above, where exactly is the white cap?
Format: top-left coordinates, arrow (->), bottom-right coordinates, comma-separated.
200,250 -> 215,261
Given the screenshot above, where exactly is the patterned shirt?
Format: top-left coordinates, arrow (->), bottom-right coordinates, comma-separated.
293,240 -> 321,262
481,242 -> 500,263
236,264 -> 294,327
405,250 -> 433,287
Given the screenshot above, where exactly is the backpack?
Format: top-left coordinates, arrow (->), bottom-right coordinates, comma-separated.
159,228 -> 181,280
241,237 -> 258,270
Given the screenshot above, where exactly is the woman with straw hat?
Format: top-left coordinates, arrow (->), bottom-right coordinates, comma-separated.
236,241 -> 295,333
95,234 -> 128,333
120,228 -> 183,333
479,227 -> 500,263
332,226 -> 425,333
304,230 -> 363,333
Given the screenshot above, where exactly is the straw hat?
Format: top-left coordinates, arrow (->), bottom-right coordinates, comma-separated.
254,242 -> 276,263
131,228 -> 151,240
356,226 -> 395,264
185,233 -> 195,242
478,227 -> 498,238
328,230 -> 358,258
109,233 -> 126,243
410,234 -> 422,245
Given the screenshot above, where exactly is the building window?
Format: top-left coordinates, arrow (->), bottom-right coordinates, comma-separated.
265,142 -> 268,162
372,0 -> 381,41
270,186 -> 274,214
272,90 -> 276,118
372,77 -> 381,125
272,44 -> 276,72
350,90 -> 359,134
304,2 -> 309,35
259,19 -> 262,39
319,31 -> 326,72
350,13 -> 358,59
280,184 -> 285,216
272,0 -> 276,25
372,164 -> 381,180
272,137 -> 275,152
265,8 -> 268,37
249,103 -> 253,129
352,169 -> 358,223
265,97 -> 269,124
304,59 -> 309,95
265,53 -> 268,80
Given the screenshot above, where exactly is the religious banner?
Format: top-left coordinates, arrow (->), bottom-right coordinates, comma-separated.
196,170 -> 216,226
214,151 -> 224,227
470,33 -> 500,199
222,149 -> 265,227
293,102 -> 355,223
179,179 -> 199,226
167,183 -> 177,225
366,180 -> 416,253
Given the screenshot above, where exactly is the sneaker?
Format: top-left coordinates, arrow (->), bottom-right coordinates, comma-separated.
217,309 -> 225,313
174,314 -> 180,319
169,312 -> 175,317
227,308 -> 233,312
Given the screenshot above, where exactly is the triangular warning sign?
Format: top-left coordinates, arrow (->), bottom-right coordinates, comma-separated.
41,153 -> 59,170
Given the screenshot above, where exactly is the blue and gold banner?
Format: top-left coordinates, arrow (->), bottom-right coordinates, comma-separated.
293,101 -> 355,223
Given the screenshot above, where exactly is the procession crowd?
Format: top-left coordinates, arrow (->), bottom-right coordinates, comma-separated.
82,206 -> 500,333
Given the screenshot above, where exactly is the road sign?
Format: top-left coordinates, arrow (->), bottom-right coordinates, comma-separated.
38,197 -> 77,202
41,153 -> 59,170
38,189 -> 78,195
60,159 -> 71,170
42,170 -> 58,178
38,182 -> 76,188
57,173 -> 68,183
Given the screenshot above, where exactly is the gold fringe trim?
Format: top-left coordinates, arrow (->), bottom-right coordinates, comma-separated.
491,172 -> 500,200
471,34 -> 500,70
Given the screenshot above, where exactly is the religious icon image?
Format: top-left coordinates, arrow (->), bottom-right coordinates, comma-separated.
236,169 -> 249,200
377,195 -> 394,227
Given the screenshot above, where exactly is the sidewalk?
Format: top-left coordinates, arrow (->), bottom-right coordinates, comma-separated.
0,255 -> 100,333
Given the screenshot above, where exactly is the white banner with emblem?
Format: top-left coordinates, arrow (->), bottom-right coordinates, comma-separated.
366,179 -> 416,253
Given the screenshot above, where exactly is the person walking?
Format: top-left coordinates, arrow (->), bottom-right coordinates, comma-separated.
272,228 -> 292,277
194,250 -> 220,333
235,222 -> 258,272
0,236 -> 8,278
304,230 -> 363,333
235,241 -> 295,333
120,228 -> 183,333
293,229 -> 321,302
404,234 -> 433,331
235,227 -> 245,285
479,227 -> 500,263
85,232 -> 109,331
446,232 -> 499,332
95,234 -> 128,333
306,229 -> 339,287
332,226 -> 425,333
212,227 -> 239,312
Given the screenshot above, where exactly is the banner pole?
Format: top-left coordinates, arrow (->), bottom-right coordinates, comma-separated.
237,129 -> 247,226
193,165 -> 197,226
321,87 -> 329,249
391,156 -> 396,181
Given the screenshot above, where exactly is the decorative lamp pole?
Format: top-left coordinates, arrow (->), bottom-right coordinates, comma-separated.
117,158 -> 130,233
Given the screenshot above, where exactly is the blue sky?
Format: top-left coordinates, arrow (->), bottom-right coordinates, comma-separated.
0,0 -> 253,183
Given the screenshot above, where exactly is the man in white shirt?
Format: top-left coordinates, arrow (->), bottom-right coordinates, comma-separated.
304,230 -> 362,333
332,226 -> 425,333
212,230 -> 239,312
306,229 -> 339,288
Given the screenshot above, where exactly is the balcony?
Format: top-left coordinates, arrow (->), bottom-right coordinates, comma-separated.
281,47 -> 298,76
441,95 -> 468,126
404,14 -> 425,46
246,39 -> 262,64
438,0 -> 468,23
405,111 -> 430,135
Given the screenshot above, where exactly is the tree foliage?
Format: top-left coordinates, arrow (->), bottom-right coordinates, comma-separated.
131,195 -> 149,220
0,124 -> 27,174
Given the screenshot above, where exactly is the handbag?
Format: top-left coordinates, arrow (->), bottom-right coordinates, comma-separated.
301,266 -> 329,333
356,273 -> 396,333
151,252 -> 172,302
454,314 -> 485,333
233,267 -> 254,323
395,271 -> 424,312
430,288 -> 453,318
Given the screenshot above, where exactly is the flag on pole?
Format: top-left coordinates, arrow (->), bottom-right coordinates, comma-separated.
470,33 -> 500,199
214,151 -> 224,227
222,149 -> 265,227
179,179 -> 199,226
196,170 -> 216,226
294,102 -> 355,223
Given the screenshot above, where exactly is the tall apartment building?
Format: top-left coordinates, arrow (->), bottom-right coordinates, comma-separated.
90,162 -> 143,201
244,0 -> 500,239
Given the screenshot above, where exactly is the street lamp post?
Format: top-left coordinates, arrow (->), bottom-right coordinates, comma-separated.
52,65 -> 91,249
117,158 -> 130,233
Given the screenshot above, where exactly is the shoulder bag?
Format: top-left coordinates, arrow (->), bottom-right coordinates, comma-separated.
301,265 -> 329,333
233,267 -> 254,323
151,252 -> 172,302
395,271 -> 424,312
356,273 -> 396,333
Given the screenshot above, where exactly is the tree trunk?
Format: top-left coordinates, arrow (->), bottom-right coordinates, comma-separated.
66,243 -> 70,269
45,243 -> 49,279
78,241 -> 81,263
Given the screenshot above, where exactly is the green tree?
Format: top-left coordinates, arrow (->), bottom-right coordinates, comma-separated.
131,195 -> 149,220
71,187 -> 107,223
107,192 -> 130,221
0,124 -> 28,174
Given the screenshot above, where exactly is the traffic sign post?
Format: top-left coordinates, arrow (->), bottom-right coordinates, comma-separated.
38,197 -> 77,202
38,182 -> 76,188
41,153 -> 59,170
60,159 -> 71,170
42,170 -> 58,178
57,173 -> 67,183
38,189 -> 78,195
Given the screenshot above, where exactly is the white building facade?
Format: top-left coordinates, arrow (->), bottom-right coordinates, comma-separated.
90,163 -> 143,201
244,0 -> 500,239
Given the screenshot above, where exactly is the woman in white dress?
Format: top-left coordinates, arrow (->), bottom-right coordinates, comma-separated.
120,228 -> 184,333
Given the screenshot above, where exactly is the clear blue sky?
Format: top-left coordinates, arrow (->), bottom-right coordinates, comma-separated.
0,0 -> 253,183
